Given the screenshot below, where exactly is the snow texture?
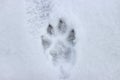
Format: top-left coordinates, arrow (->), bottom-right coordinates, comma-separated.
0,0 -> 120,80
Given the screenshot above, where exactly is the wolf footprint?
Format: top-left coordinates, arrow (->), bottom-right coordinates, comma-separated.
41,19 -> 76,65
41,18 -> 76,79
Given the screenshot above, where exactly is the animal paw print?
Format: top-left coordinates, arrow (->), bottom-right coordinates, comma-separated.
41,18 -> 76,66
41,18 -> 76,79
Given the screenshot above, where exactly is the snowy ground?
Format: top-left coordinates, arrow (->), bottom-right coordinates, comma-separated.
0,0 -> 120,80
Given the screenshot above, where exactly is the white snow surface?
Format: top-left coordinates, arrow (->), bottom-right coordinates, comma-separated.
0,0 -> 120,80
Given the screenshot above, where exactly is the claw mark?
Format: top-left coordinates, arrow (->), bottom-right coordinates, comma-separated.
58,19 -> 67,33
47,24 -> 54,35
67,29 -> 76,45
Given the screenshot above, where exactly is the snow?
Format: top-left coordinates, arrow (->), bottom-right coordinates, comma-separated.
0,0 -> 120,80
